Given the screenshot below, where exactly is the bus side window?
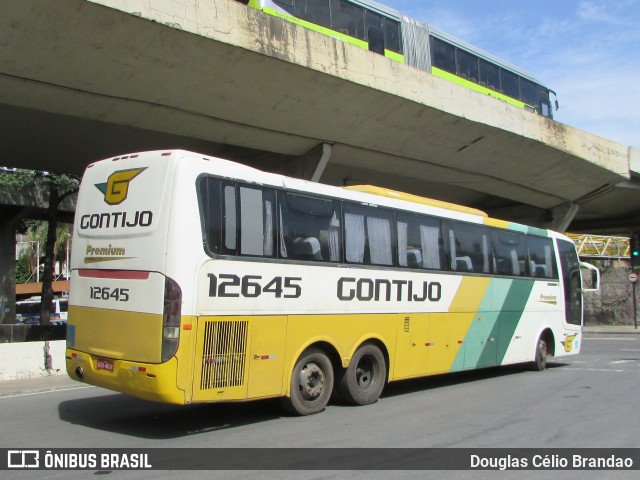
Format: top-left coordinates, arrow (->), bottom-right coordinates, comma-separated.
239,186 -> 276,257
527,236 -> 558,279
344,204 -> 393,266
198,177 -> 223,255
279,193 -> 341,262
397,213 -> 443,270
491,230 -> 527,277
223,184 -> 237,254
448,222 -> 490,274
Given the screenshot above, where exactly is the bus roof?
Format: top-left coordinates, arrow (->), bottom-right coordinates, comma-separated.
344,185 -> 488,217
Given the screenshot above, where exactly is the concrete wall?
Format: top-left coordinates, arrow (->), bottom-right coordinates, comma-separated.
0,340 -> 66,381
584,264 -> 640,326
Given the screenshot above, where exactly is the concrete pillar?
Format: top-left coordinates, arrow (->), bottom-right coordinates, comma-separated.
547,202 -> 579,233
281,143 -> 333,182
0,219 -> 16,324
0,207 -> 33,324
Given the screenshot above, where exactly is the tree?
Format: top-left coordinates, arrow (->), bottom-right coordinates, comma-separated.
38,174 -> 79,325
0,168 -> 79,325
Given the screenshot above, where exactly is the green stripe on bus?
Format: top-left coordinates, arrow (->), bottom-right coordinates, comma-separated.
475,278 -> 514,368
450,278 -> 510,370
431,67 -> 531,112
526,226 -> 549,237
451,278 -> 535,370
256,6 -> 405,64
494,279 -> 536,364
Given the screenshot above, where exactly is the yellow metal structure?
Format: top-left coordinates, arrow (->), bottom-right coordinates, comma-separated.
567,233 -> 630,258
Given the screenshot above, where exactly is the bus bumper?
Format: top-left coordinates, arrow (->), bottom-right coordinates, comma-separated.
65,348 -> 186,404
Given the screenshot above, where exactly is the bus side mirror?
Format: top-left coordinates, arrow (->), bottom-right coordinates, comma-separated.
580,262 -> 600,292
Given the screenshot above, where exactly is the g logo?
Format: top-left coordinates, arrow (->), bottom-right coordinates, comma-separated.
94,168 -> 146,205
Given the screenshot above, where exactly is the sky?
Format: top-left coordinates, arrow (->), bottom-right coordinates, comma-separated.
382,0 -> 640,148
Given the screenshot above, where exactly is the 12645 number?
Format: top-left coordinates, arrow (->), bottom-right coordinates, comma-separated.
207,274 -> 301,298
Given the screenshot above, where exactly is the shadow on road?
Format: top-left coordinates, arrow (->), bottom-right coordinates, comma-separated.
381,361 -> 570,399
58,361 -> 571,439
58,393 -> 283,440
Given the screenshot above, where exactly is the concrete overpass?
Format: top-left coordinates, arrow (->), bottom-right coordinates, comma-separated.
0,0 -> 638,234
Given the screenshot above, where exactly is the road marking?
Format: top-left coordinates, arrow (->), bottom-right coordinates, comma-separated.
0,385 -> 94,400
566,368 -> 627,372
585,337 -> 637,341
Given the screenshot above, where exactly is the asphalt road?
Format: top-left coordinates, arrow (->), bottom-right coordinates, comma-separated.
1,333 -> 639,479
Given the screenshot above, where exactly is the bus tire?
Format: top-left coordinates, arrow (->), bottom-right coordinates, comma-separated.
531,336 -> 548,371
338,343 -> 386,406
281,347 -> 333,416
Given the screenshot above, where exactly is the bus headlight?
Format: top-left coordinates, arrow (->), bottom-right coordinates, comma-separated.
161,276 -> 182,363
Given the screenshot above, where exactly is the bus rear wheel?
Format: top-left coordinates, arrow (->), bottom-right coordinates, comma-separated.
532,336 -> 548,371
338,343 -> 386,406
281,347 -> 333,416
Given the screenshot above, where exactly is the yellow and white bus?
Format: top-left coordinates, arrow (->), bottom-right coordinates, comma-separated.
66,150 -> 586,415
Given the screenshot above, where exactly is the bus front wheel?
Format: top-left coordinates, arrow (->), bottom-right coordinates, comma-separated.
338,343 -> 386,406
281,348 -> 334,416
532,336 -> 548,371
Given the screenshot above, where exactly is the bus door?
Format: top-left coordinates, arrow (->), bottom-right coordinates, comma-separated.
557,239 -> 583,329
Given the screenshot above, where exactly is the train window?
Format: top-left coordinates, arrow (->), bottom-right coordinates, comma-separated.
431,37 -> 456,74
457,49 -> 479,83
296,0 -> 331,28
274,0 -> 294,14
500,69 -> 519,99
330,0 -> 365,40
538,86 -> 552,117
520,78 -> 538,108
365,11 -> 385,54
479,59 -> 499,90
382,17 -> 401,54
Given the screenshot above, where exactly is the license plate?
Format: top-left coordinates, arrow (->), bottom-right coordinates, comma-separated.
97,358 -> 114,372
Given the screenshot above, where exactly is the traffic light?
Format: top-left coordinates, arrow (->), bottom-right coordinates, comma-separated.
631,232 -> 640,267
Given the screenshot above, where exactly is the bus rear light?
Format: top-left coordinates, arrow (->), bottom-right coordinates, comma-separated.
131,366 -> 147,373
72,353 -> 83,360
161,276 -> 182,363
163,326 -> 180,339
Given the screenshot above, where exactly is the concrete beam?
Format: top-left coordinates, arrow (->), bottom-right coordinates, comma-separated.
0,0 -> 638,232
0,183 -> 76,213
547,203 -> 580,233
283,143 -> 333,182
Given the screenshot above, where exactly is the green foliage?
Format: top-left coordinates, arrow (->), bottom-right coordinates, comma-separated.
0,167 -> 79,192
15,252 -> 31,284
